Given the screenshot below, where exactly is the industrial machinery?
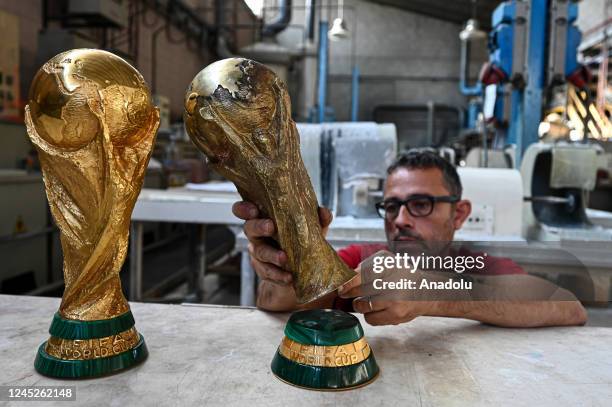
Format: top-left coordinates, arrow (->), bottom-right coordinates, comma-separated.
296,122 -> 397,218
521,142 -> 612,241
455,0 -> 612,244
458,167 -> 524,238
460,0 -> 590,167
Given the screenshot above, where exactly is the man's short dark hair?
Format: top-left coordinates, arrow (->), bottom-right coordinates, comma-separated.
387,150 -> 462,198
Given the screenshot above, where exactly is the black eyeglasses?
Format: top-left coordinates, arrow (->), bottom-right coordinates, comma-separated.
375,195 -> 460,219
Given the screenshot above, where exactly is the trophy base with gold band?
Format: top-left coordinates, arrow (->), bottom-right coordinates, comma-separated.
271,309 -> 380,391
24,48 -> 158,380
34,311 -> 148,378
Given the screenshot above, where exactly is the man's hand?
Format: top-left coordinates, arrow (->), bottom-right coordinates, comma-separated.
338,250 -> 431,326
232,201 -> 334,310
232,201 -> 290,286
339,274 -> 427,326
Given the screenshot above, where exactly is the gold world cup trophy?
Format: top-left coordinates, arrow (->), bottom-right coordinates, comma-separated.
184,59 -> 379,391
183,58 -> 355,304
26,49 -> 160,378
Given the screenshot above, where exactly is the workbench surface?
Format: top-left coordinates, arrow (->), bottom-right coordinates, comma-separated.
1,295 -> 611,406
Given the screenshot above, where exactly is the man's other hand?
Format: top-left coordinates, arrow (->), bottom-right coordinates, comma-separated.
337,251 -> 429,326
232,201 -> 333,287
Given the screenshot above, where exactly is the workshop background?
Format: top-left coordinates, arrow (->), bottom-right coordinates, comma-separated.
1,0 -> 612,321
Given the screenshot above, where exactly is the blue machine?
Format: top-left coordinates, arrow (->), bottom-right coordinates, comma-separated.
461,0 -> 588,166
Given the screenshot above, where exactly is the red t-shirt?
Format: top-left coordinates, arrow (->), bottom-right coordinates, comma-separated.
333,243 -> 526,311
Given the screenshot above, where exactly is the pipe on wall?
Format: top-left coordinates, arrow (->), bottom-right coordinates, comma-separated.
317,20 -> 329,123
351,66 -> 359,121
262,0 -> 293,38
306,0 -> 316,41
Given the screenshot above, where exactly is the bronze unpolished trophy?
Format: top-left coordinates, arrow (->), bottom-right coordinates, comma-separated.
27,49 -> 159,378
184,58 -> 379,390
183,58 -> 355,304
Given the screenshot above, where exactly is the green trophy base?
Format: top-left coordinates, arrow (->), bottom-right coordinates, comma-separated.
34,337 -> 148,379
271,349 -> 379,390
34,311 -> 148,379
271,309 -> 380,391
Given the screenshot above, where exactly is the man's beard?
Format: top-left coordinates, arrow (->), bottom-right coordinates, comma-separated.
388,226 -> 453,255
393,228 -> 423,241
388,229 -> 426,254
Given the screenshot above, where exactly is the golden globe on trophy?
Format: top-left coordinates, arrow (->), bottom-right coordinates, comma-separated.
26,49 -> 160,378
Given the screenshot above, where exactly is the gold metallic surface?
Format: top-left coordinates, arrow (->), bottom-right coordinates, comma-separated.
25,49 -> 160,321
278,336 -> 371,367
184,58 -> 355,303
45,327 -> 140,360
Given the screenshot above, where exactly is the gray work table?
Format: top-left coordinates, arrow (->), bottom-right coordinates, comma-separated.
1,295 -> 611,406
